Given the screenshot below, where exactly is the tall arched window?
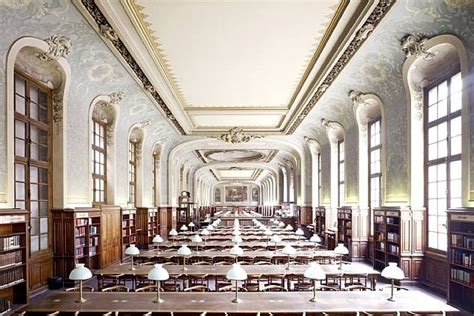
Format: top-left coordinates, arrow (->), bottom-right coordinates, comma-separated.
14,72 -> 51,253
318,153 -> 322,205
128,140 -> 137,206
338,140 -> 345,206
425,71 -> 462,251
369,119 -> 382,211
91,119 -> 107,205
152,148 -> 160,207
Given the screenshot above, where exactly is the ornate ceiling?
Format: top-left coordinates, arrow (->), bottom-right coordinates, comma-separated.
77,0 -> 389,135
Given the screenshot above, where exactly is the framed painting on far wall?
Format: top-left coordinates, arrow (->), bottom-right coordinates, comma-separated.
214,188 -> 221,203
251,187 -> 259,203
225,186 -> 248,202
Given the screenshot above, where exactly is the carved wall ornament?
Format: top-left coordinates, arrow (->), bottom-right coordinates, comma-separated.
355,24 -> 374,41
100,24 -> 119,42
108,91 -> 125,106
137,119 -> 152,129
412,89 -> 423,121
348,90 -> 368,107
52,93 -> 63,123
401,34 -> 435,60
36,35 -> 71,62
215,127 -> 262,144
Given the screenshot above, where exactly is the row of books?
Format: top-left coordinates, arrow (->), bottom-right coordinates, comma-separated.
0,215 -> 25,224
374,216 -> 384,224
75,237 -> 86,247
375,233 -> 385,242
451,267 -> 474,286
338,214 -> 351,220
387,232 -> 400,243
450,249 -> 474,267
0,236 -> 21,251
386,217 -> 399,225
375,241 -> 385,251
75,226 -> 87,237
89,236 -> 99,247
387,244 -> 399,254
75,218 -> 88,226
122,220 -> 135,228
89,225 -> 99,235
0,250 -> 22,269
0,266 -> 23,286
89,246 -> 99,256
451,234 -> 474,249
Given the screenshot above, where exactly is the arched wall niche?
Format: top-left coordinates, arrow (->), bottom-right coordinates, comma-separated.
88,93 -> 123,205
5,36 -> 71,208
402,34 -> 470,207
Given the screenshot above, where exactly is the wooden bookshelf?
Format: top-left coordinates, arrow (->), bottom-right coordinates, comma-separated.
136,207 -> 159,249
337,207 -> 352,260
52,208 -> 102,281
314,207 -> 326,236
0,210 -> 28,311
121,208 -> 136,256
373,208 -> 400,272
447,208 -> 474,313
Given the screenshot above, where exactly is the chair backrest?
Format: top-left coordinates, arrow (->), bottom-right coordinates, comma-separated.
183,285 -> 209,292
101,285 -> 130,292
218,285 -> 248,292
135,285 -> 163,292
261,285 -> 287,292
65,285 -> 95,292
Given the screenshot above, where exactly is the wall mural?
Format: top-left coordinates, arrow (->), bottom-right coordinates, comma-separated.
214,188 -> 221,203
225,186 -> 248,203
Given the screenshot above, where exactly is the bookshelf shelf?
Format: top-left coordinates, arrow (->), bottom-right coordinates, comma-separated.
121,208 -> 136,257
447,208 -> 474,313
0,210 -> 29,310
136,207 -> 159,249
337,207 -> 352,260
373,208 -> 401,273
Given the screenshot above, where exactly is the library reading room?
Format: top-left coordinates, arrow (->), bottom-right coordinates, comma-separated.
0,0 -> 473,315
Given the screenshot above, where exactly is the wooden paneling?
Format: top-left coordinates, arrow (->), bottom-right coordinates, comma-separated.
299,206 -> 312,225
29,250 -> 52,291
422,251 -> 448,294
159,207 -> 173,239
100,205 -> 121,267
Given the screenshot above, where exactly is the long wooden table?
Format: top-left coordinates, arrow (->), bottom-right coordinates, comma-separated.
137,249 -> 336,261
160,240 -> 314,249
20,291 -> 458,314
97,262 -> 380,290
173,235 -> 304,242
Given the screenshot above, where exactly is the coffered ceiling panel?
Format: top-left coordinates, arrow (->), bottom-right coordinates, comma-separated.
190,113 -> 283,128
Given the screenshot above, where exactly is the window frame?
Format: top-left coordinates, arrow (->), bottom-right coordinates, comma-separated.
13,70 -> 52,255
368,118 -> 382,235
423,69 -> 462,254
91,118 -> 107,205
317,152 -> 322,206
128,140 -> 137,206
337,140 -> 345,206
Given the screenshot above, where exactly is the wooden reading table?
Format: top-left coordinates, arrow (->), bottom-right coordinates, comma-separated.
20,291 -> 458,314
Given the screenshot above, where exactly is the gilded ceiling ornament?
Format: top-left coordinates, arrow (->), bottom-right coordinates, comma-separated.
100,24 -> 119,42
37,35 -> 71,62
401,34 -> 435,60
355,24 -> 374,41
216,128 -> 262,144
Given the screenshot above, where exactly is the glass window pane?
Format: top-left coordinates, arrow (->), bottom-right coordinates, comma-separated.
31,218 -> 39,235
40,218 -> 48,234
15,139 -> 25,157
451,72 -> 462,93
15,182 -> 25,200
40,234 -> 48,250
450,92 -> 462,113
438,198 -> 446,213
31,202 -> 39,218
39,168 -> 48,184
15,164 -> 25,182
428,143 -> 437,160
450,135 -> 461,156
30,102 -> 38,120
15,95 -> 25,114
428,87 -> 437,105
450,160 -> 462,179
428,232 -> 437,248
31,236 -> 39,252
15,76 -> 25,96
30,86 -> 39,104
438,81 -> 448,100
437,98 -> 447,118
450,179 -> 462,198
438,140 -> 447,158
30,143 -> 39,161
39,201 -> 48,216
15,121 -> 25,139
450,116 -> 461,136
428,215 -> 437,231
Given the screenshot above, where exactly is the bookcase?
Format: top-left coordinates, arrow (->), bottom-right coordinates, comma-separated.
314,207 -> 326,236
121,208 -> 136,256
373,208 -> 400,271
136,207 -> 159,249
337,207 -> 352,259
447,208 -> 474,313
0,210 -> 28,311
52,208 -> 102,281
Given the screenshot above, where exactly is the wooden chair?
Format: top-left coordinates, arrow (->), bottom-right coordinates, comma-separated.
97,273 -> 125,290
261,284 -> 288,292
183,285 -> 209,292
344,284 -> 372,291
316,285 -> 338,291
217,284 -> 248,292
101,285 -> 130,292
65,285 -> 95,292
192,261 -> 212,265
135,285 -> 163,292
244,273 -> 261,292
262,273 -> 284,287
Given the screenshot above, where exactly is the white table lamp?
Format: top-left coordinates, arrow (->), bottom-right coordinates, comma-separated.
334,243 -> 349,270
285,224 -> 293,231
180,224 -> 188,232
177,244 -> 192,271
124,244 -> 140,270
201,228 -> 210,245
147,264 -> 169,303
232,235 -> 243,244
169,228 -> 178,244
229,244 -> 244,263
69,263 -> 92,303
232,229 -> 241,236
381,262 -> 405,301
295,228 -> 305,241
191,234 -> 203,253
152,235 -> 164,252
270,235 -> 282,253
188,222 -> 195,232
278,222 -> 285,228
207,224 -> 214,231
281,244 -> 297,270
310,234 -> 321,253
226,263 -> 247,303
304,262 -> 326,303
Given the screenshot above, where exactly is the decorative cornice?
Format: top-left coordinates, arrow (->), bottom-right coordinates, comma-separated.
215,127 -> 263,144
287,0 -> 394,134
79,0 -> 186,135
36,35 -> 71,62
401,34 -> 435,60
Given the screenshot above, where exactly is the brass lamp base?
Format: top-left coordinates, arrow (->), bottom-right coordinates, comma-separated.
231,298 -> 242,304
76,297 -> 87,303
309,297 -> 317,303
387,297 -> 395,302
153,298 -> 164,303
